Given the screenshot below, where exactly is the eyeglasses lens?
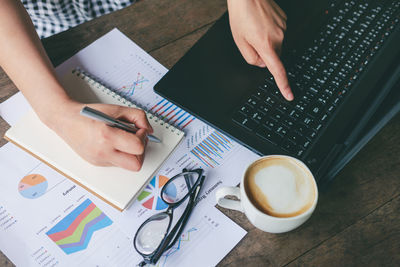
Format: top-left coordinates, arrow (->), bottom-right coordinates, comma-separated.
135,213 -> 170,255
162,172 -> 199,204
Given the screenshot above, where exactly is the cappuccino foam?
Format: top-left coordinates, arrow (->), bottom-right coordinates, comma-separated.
245,157 -> 315,218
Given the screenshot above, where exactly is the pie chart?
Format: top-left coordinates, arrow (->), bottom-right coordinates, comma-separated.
18,174 -> 48,199
137,175 -> 176,210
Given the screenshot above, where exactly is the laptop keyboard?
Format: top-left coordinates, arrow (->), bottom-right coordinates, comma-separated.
232,0 -> 399,157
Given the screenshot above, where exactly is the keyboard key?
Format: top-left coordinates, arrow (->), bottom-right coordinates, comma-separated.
298,138 -> 311,149
320,113 -> 330,123
275,125 -> 289,136
238,104 -> 253,115
313,122 -> 323,132
276,103 -> 290,113
271,88 -> 285,100
308,131 -> 317,140
254,89 -> 267,100
270,111 -> 284,121
326,104 -> 335,113
256,126 -> 283,145
283,117 -> 295,128
286,132 -> 306,145
294,123 -> 309,135
232,1 -> 398,157
257,104 -> 270,115
289,109 -> 302,120
259,84 -> 270,92
307,102 -> 324,117
265,96 -> 277,106
241,119 -> 258,131
250,111 -> 264,124
264,118 -> 277,129
233,111 -> 258,131
232,111 -> 246,124
332,97 -> 341,106
295,100 -> 308,112
282,140 -> 297,153
302,116 -> 314,126
296,148 -> 305,157
247,96 -> 259,107
308,86 -> 319,94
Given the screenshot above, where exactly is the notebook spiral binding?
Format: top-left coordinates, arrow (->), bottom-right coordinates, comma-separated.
72,68 -> 182,135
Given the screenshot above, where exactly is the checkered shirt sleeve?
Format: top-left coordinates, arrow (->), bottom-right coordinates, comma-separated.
21,0 -> 136,39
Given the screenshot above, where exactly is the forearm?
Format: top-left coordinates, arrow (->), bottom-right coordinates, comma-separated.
0,0 -> 74,126
0,1 -> 152,171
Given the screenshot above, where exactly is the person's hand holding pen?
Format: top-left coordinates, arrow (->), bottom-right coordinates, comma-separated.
227,0 -> 293,101
0,1 -> 153,172
48,102 -> 154,172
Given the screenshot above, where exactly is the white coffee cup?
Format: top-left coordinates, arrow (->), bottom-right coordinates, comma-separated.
216,155 -> 318,233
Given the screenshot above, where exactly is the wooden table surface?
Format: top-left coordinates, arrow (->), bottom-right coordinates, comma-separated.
1,0 -> 399,266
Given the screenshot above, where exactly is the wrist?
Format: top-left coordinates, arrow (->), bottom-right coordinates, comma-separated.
38,97 -> 82,132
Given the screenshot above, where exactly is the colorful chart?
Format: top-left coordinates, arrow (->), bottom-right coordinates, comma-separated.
150,99 -> 195,129
18,174 -> 48,199
191,131 -> 234,168
46,199 -> 113,255
137,175 -> 176,210
116,72 -> 149,97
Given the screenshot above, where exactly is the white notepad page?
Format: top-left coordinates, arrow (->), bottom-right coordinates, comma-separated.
5,69 -> 184,211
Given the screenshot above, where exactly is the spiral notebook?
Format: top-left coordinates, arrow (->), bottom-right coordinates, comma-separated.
5,69 -> 185,211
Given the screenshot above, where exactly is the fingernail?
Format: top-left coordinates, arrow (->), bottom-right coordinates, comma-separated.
287,91 -> 294,101
258,63 -> 266,68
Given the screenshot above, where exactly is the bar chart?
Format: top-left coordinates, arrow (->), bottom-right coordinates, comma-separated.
190,131 -> 234,168
150,99 -> 195,129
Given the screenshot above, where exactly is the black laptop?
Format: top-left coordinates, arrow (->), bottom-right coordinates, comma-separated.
154,0 -> 400,185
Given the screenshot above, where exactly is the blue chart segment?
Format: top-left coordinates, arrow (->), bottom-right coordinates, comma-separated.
46,199 -> 113,255
190,131 -> 234,168
150,99 -> 195,129
18,174 -> 48,199
137,175 -> 176,210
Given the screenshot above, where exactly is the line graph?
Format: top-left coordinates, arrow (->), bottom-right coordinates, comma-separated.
115,72 -> 149,97
159,227 -> 198,267
155,212 -> 221,267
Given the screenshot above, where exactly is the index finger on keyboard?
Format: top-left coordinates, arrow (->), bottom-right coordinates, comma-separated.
260,48 -> 294,101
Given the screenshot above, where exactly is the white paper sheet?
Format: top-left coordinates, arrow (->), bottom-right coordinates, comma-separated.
0,91 -> 31,126
0,28 -> 259,266
0,143 -> 246,267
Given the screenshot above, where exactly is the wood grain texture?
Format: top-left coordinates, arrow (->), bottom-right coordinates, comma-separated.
218,114 -> 400,267
1,0 -> 400,266
286,196 -> 400,267
42,0 -> 227,67
0,253 -> 12,267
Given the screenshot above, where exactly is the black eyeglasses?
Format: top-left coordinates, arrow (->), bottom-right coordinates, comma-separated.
133,168 -> 205,266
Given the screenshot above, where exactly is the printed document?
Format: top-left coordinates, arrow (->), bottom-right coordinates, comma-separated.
0,29 -> 260,266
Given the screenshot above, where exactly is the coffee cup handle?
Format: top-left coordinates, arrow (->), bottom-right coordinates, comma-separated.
215,186 -> 243,212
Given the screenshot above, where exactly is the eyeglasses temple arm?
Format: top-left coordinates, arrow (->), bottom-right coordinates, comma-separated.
153,175 -> 205,262
165,175 -> 205,250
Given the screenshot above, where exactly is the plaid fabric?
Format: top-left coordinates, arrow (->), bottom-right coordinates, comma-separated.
22,0 -> 136,39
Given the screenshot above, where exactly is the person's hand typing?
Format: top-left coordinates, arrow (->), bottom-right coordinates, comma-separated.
46,101 -> 153,171
227,0 -> 293,101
